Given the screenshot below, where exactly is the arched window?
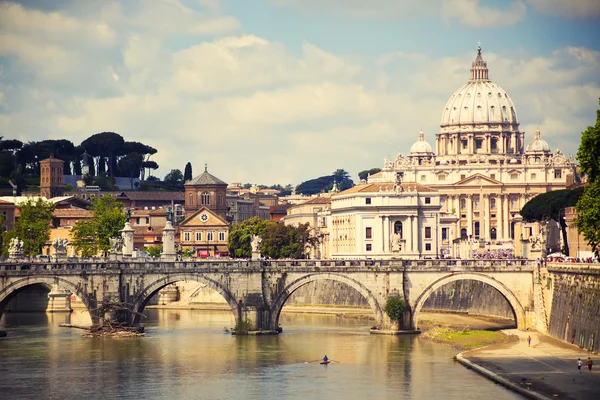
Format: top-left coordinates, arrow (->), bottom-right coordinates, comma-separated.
460,228 -> 467,239
218,193 -> 223,205
394,221 -> 403,239
490,198 -> 496,210
188,193 -> 193,205
460,198 -> 467,209
201,192 -> 210,205
490,228 -> 497,240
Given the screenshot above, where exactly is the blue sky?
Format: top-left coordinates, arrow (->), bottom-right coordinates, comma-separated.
1,0 -> 599,185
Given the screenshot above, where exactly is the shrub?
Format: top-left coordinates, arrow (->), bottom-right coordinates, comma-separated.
384,297 -> 407,321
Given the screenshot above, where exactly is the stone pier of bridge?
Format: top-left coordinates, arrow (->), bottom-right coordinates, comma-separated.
0,259 -> 537,332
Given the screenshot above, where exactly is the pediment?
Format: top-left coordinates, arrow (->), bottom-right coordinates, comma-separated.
179,206 -> 228,227
454,173 -> 503,186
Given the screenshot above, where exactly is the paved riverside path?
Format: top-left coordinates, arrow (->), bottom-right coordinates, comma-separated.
461,330 -> 599,400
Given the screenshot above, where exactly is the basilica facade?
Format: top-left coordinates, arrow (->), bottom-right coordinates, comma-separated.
369,46 -> 578,245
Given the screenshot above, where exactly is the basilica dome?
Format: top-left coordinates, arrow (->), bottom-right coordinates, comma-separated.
526,129 -> 550,153
410,131 -> 433,154
440,47 -> 519,129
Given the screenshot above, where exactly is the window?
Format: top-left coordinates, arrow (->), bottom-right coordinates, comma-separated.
490,173 -> 496,180
474,222 -> 480,238
461,198 -> 467,209
475,139 -> 482,150
201,192 -> 210,205
366,243 -> 372,251
438,174 -> 446,181
219,232 -> 225,241
425,243 -> 432,251
365,227 -> 372,239
535,157 -> 541,164
510,195 -> 518,209
462,140 -> 468,150
365,198 -> 371,205
420,175 -> 426,182
218,193 -> 223,205
188,193 -> 193,204
441,228 -> 447,240
491,140 -> 497,151
425,197 -> 431,204
554,169 -> 562,179
531,173 -> 536,180
195,232 -> 202,241
184,232 -> 191,241
490,198 -> 496,210
460,174 -> 466,180
510,173 -> 518,180
425,227 -> 431,239
207,232 -> 214,241
473,198 -> 480,210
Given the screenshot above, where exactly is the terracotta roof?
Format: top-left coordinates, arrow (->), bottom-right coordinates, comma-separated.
336,182 -> 437,195
118,191 -> 185,201
300,196 -> 331,205
53,209 -> 93,218
269,204 -> 292,213
184,170 -> 227,186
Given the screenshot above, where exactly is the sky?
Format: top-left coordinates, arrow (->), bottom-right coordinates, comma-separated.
1,0 -> 599,187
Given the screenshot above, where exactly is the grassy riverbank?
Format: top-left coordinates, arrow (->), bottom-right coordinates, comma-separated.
420,326 -> 516,350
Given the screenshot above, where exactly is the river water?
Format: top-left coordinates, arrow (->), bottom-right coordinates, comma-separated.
0,309 -> 522,399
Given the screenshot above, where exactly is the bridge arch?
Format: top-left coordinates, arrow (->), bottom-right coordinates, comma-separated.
0,276 -> 91,319
130,273 -> 240,325
270,273 -> 385,329
412,273 -> 525,330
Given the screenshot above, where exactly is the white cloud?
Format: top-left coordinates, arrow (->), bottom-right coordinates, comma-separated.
442,0 -> 527,27
0,1 -> 598,186
527,0 -> 600,18
271,0 -> 527,26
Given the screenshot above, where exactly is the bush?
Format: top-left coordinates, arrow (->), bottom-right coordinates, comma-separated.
233,319 -> 254,335
384,297 -> 407,321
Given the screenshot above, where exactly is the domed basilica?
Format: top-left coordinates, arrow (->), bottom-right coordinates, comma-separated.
370,46 -> 578,244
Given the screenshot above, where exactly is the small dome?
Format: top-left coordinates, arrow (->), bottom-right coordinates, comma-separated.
410,131 -> 433,154
526,129 -> 550,153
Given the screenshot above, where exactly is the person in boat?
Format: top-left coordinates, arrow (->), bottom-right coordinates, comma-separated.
323,355 -> 328,362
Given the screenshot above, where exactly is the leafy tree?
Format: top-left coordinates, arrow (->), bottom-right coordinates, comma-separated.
332,169 -> 354,190
81,132 -> 125,177
2,198 -> 55,256
384,297 -> 407,322
0,139 -> 23,154
0,152 -> 15,177
261,222 -> 319,259
358,168 -> 382,181
296,169 -> 354,195
228,217 -> 273,258
184,162 -> 193,182
520,187 -> 584,255
71,196 -> 126,256
144,245 -> 162,258
118,152 -> 144,189
164,169 -> 183,185
575,98 -> 600,257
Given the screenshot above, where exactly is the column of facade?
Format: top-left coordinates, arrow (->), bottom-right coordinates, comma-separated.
497,195 -> 504,240
383,216 -> 389,253
413,215 -> 419,256
503,194 -> 510,240
455,195 -> 461,240
454,134 -> 459,154
467,195 -> 473,237
482,193 -> 489,241
486,134 -> 491,153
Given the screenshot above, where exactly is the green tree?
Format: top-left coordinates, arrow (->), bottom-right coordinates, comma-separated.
261,222 -> 319,259
184,162 -> 193,182
164,169 -> 184,186
118,152 -> 144,189
71,196 -> 126,256
144,245 -> 163,258
384,297 -> 407,321
2,198 -> 55,256
520,187 -> 584,255
358,168 -> 382,181
228,217 -> 273,258
575,98 -> 600,257
81,132 -> 125,177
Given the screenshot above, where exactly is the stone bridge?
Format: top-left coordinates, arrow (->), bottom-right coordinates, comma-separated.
0,259 -> 539,331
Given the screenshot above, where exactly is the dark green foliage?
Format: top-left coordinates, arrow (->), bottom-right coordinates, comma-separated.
384,297 -> 407,321
144,245 -> 162,258
2,198 -> 55,256
576,99 -> 600,257
184,162 -> 193,182
164,169 -> 184,187
228,217 -> 319,259
233,319 -> 254,335
296,169 -> 354,195
71,196 -> 126,256
358,168 -> 382,181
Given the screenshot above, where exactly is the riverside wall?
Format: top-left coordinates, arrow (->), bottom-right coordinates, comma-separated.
545,263 -> 600,352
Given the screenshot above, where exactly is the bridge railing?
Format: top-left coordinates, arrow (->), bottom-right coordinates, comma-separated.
0,258 -> 532,272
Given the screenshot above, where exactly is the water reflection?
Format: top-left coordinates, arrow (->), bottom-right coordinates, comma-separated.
0,310 -> 523,400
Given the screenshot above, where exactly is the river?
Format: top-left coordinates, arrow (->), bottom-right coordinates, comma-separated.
0,309 -> 522,399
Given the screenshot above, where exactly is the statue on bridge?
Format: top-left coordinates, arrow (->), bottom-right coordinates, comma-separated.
251,235 -> 262,253
8,237 -> 24,257
109,237 -> 124,254
52,238 -> 69,255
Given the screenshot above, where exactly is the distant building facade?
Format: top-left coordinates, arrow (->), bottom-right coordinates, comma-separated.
40,155 -> 65,199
